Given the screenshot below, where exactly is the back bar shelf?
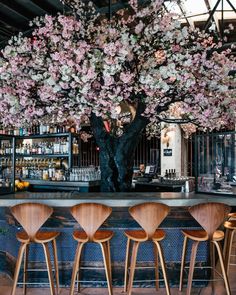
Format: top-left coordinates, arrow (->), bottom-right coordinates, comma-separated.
0,132 -> 87,194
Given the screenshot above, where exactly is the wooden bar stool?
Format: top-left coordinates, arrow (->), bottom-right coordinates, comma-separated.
223,212 -> 236,274
179,202 -> 231,295
10,202 -> 60,295
124,202 -> 170,295
69,203 -> 113,295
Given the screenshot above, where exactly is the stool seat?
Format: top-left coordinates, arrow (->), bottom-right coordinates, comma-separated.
16,231 -> 60,243
224,220 -> 236,229
179,203 -> 231,295
124,202 -> 171,295
70,203 -> 113,295
182,229 -> 224,242
223,216 -> 236,275
10,203 -> 60,295
125,229 -> 165,242
228,212 -> 236,218
73,230 -> 113,242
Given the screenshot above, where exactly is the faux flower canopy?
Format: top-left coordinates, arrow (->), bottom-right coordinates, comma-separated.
0,0 -> 235,137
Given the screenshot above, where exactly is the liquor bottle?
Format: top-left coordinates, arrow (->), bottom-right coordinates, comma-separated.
72,138 -> 79,154
37,143 -> 42,154
39,124 -> 44,135
15,144 -> 18,154
26,144 -> 30,155
49,125 -> 54,134
32,125 -> 36,135
32,144 -> 36,155
19,128 -> 23,136
53,138 -> 60,154
14,129 -> 19,136
28,127 -> 33,135
43,168 -> 49,180
36,124 -> 40,135
5,143 -> 9,154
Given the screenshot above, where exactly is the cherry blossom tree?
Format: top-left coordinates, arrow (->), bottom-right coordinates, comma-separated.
0,0 -> 235,191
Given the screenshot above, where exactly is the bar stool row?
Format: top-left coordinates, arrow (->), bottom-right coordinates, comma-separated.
9,202 -> 236,295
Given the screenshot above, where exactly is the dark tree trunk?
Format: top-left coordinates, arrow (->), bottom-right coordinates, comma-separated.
90,103 -> 149,192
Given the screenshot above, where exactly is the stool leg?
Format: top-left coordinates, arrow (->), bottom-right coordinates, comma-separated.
11,243 -> 27,295
186,241 -> 199,295
69,242 -> 84,295
42,242 -> 56,295
127,241 -> 139,295
52,239 -> 60,294
153,241 -> 159,291
124,238 -> 131,293
225,229 -> 235,275
76,260 -> 81,293
100,242 -> 113,295
107,240 -> 112,280
223,228 -> 230,258
179,236 -> 188,291
213,240 -> 231,295
154,241 -> 170,295
23,244 -> 29,295
210,241 -> 216,294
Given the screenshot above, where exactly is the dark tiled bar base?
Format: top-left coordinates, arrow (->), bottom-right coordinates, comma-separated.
0,192 -> 235,290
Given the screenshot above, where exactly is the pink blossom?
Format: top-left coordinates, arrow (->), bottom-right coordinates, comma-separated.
0,2 -> 235,137
120,72 -> 134,84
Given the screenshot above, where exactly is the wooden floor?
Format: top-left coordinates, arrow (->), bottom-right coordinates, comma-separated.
1,265 -> 236,295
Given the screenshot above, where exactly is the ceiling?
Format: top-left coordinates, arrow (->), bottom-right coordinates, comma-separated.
0,0 -> 236,48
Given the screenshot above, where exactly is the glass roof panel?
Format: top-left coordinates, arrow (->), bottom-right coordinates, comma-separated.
183,0 -> 209,15
209,0 -> 234,11
164,1 -> 182,15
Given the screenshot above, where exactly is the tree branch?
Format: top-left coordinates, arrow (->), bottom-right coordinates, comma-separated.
90,112 -> 109,142
122,100 -> 149,140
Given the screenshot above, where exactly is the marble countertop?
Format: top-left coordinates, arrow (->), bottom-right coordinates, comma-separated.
0,191 -> 235,207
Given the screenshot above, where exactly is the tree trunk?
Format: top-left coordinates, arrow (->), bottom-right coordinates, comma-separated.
90,103 -> 149,192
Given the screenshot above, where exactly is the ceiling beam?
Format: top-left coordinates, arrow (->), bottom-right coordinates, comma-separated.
226,0 -> 236,14
0,28 -> 12,37
203,0 -> 220,35
0,26 -> 12,37
0,0 -> 37,21
204,0 -> 221,31
0,11 -> 25,30
177,1 -> 191,27
30,0 -> 60,14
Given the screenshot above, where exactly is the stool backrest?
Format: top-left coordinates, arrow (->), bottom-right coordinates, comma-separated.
71,203 -> 112,241
189,202 -> 231,239
11,203 -> 53,241
129,202 -> 170,239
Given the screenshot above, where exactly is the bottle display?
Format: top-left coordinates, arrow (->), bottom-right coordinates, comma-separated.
0,124 -> 78,136
0,138 -> 14,192
14,133 -> 82,183
15,137 -> 70,155
0,130 -> 101,194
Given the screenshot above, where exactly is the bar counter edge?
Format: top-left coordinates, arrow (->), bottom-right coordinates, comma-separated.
0,191 -> 235,207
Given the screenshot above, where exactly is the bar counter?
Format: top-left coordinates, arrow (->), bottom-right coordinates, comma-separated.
0,191 -> 236,207
0,191 -> 235,288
